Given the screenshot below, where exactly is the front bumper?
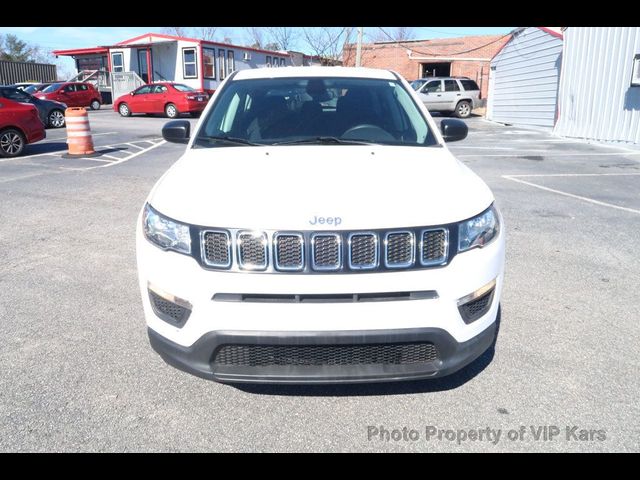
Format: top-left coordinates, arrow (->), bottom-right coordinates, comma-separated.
148,321 -> 497,384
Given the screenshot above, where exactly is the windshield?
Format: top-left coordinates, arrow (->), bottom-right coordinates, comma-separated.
173,83 -> 196,92
195,77 -> 437,147
42,83 -> 63,93
410,80 -> 427,91
24,84 -> 43,94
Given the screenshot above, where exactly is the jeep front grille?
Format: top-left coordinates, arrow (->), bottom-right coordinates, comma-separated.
200,226 -> 451,274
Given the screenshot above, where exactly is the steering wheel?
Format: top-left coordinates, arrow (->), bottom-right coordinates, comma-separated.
342,124 -> 396,142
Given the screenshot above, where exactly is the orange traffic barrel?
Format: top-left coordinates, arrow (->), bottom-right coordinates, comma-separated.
64,107 -> 98,157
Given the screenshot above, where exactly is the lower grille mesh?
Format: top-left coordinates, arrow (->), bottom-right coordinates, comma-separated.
213,343 -> 439,366
149,291 -> 190,325
458,289 -> 494,324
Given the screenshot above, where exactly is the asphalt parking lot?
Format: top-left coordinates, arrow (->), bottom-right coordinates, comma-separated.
1,110 -> 638,452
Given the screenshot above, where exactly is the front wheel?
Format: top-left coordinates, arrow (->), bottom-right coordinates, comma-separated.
90,99 -> 101,110
454,100 -> 472,119
118,103 -> 131,117
0,128 -> 26,158
48,109 -> 65,128
165,103 -> 179,119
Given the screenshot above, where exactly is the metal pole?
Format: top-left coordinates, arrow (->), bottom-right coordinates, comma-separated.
356,27 -> 363,67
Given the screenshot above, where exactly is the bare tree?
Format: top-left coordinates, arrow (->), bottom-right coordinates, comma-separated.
267,27 -> 298,51
161,27 -> 189,37
244,27 -> 267,49
194,27 -> 218,41
303,27 -> 354,63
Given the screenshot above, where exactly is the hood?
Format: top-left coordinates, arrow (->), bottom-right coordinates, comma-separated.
149,145 -> 494,230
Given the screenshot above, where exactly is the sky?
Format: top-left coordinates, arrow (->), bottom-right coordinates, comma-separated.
0,26 -> 514,76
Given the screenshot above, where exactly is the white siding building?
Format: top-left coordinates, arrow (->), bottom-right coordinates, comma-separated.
553,27 -> 640,146
487,27 -> 563,130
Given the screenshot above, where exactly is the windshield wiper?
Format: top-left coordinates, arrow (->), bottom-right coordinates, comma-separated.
273,136 -> 375,146
195,135 -> 261,146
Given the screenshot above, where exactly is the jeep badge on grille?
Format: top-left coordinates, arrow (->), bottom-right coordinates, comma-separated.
309,216 -> 342,226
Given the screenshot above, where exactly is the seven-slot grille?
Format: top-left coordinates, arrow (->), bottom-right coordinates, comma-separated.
201,228 -> 450,273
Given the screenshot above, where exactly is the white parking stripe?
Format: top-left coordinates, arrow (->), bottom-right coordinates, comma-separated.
63,139 -> 166,170
505,173 -> 640,178
459,152 -> 640,157
502,174 -> 640,215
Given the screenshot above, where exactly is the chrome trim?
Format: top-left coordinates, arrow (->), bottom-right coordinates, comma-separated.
200,229 -> 232,269
419,228 -> 449,266
236,230 -> 268,271
347,232 -> 379,270
456,278 -> 497,307
383,231 -> 415,268
310,233 -> 342,271
273,232 -> 305,272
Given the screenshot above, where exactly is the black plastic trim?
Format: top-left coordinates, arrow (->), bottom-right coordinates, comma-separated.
212,290 -> 438,303
147,321 -> 498,384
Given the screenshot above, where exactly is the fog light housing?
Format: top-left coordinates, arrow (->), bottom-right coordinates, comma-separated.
148,283 -> 192,327
457,279 -> 496,324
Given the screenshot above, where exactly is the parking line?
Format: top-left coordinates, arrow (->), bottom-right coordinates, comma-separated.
63,139 -> 167,170
459,152 -> 640,158
502,174 -> 640,215
39,132 -> 117,144
505,173 -> 640,178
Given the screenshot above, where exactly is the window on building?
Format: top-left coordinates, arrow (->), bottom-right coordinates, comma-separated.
280,58 -> 286,67
266,56 -> 272,67
111,52 -> 124,73
203,47 -> 216,80
183,48 -> 198,79
632,54 -> 640,87
219,49 -> 226,80
444,80 -> 460,92
227,50 -> 235,75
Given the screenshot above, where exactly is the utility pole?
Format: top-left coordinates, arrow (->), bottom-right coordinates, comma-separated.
355,27 -> 363,67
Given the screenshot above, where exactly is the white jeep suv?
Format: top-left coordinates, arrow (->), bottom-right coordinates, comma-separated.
136,67 -> 505,384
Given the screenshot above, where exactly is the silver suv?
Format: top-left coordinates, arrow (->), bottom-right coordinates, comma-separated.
411,77 -> 480,118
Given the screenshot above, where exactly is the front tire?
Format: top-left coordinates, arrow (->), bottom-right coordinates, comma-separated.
455,100 -> 472,119
0,128 -> 26,158
90,99 -> 101,111
165,103 -> 178,119
48,109 -> 65,128
118,103 -> 131,117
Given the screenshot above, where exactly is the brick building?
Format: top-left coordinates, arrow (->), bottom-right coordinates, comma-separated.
343,34 -> 511,99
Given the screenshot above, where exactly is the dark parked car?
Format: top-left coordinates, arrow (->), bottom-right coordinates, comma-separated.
23,83 -> 53,95
0,97 -> 45,157
0,86 -> 67,128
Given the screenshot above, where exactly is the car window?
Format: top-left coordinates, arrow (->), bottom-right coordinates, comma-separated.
410,80 -> 427,91
135,86 -> 153,95
444,80 -> 460,92
196,77 -> 438,147
0,88 -> 32,102
173,84 -> 196,92
42,83 -> 63,93
460,80 -> 480,91
77,84 -> 88,91
64,84 -> 76,93
423,81 -> 442,93
24,85 -> 41,94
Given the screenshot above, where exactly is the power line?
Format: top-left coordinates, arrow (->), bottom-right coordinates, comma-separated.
376,26 -> 512,57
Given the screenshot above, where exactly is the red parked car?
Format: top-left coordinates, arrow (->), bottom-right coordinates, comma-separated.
0,98 -> 46,158
114,83 -> 209,119
35,82 -> 102,110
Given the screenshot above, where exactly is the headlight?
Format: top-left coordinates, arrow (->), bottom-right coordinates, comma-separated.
142,203 -> 191,254
458,205 -> 500,252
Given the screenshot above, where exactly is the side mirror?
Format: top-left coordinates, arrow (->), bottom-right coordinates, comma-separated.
440,119 -> 468,142
162,120 -> 190,144
130,91 -> 134,96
